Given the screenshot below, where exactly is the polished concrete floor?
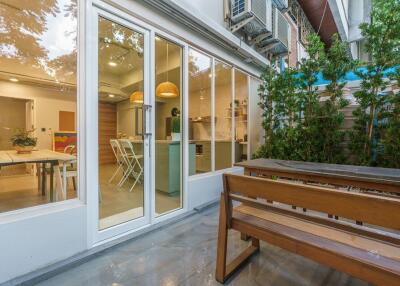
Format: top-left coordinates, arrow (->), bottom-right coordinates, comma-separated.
34,205 -> 368,286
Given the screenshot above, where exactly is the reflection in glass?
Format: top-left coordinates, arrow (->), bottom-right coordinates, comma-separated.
215,61 -> 233,170
234,70 -> 248,163
98,17 -> 145,229
155,37 -> 183,216
0,0 -> 78,213
189,49 -> 212,174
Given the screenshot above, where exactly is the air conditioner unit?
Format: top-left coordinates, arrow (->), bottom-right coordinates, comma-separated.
273,0 -> 288,11
257,7 -> 289,54
273,8 -> 289,48
230,0 -> 270,36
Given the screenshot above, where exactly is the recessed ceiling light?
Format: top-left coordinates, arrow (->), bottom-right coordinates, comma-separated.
9,78 -> 19,82
108,61 -> 117,67
155,37 -> 161,41
108,94 -> 115,98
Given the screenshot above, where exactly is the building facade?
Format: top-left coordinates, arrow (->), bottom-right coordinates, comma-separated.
0,0 -> 366,284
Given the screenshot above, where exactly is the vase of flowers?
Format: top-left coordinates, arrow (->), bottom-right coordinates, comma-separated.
11,129 -> 37,154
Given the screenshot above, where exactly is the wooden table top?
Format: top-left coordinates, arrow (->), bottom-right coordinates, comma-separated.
235,159 -> 400,185
0,150 -> 76,165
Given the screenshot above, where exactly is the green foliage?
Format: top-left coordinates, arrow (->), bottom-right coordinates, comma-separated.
255,1 -> 400,167
379,69 -> 400,167
312,34 -> 355,163
348,0 -> 400,166
11,129 -> 37,147
296,33 -> 326,162
255,33 -> 355,164
171,117 -> 180,133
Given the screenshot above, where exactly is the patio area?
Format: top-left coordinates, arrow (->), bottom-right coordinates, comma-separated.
34,204 -> 367,286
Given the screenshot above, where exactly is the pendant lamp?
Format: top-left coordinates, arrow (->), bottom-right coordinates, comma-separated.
130,91 -> 143,103
156,42 -> 179,98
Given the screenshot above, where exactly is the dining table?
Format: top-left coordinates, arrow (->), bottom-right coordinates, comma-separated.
0,149 -> 76,201
235,158 -> 400,194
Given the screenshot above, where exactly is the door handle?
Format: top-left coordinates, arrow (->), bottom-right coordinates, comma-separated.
142,104 -> 152,137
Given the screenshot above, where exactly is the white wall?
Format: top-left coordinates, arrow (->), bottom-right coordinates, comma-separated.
0,81 -> 77,150
172,0 -> 225,27
0,0 -> 264,283
0,202 -> 86,284
188,167 -> 243,210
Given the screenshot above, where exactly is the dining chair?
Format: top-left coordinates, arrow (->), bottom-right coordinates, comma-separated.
118,139 -> 143,192
109,139 -> 127,185
62,145 -> 77,199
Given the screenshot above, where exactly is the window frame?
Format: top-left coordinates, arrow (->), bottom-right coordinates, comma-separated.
0,0 -> 84,219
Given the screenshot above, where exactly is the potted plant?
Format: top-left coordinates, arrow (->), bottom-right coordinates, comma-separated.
171,117 -> 180,141
11,129 -> 37,154
170,107 -> 180,141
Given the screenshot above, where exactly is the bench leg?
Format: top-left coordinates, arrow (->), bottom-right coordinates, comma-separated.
216,196 -> 260,283
216,196 -> 229,283
240,233 -> 250,241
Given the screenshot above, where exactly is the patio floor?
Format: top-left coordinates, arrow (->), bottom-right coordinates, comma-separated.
34,204 -> 367,286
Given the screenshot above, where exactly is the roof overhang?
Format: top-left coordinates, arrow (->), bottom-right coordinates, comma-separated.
297,0 -> 339,47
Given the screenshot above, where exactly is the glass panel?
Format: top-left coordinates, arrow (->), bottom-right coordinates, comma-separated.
155,36 -> 183,216
98,17 -> 145,229
189,49 -> 212,174
215,60 -> 233,170
0,0 -> 78,213
234,70 -> 248,163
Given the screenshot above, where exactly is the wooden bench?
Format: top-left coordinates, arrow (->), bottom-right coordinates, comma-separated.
215,174 -> 400,285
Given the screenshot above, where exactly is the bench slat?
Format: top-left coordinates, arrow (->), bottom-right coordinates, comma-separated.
232,213 -> 400,285
235,205 -> 400,261
231,193 -> 400,245
225,174 -> 400,230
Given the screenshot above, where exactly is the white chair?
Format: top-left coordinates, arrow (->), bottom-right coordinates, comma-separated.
62,145 -> 77,199
118,139 -> 143,192
109,139 -> 127,186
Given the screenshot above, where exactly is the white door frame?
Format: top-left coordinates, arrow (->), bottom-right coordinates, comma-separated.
87,1 -> 189,246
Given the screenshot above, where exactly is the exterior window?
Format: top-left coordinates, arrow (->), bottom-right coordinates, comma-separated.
234,70 -> 249,163
188,49 -> 212,175
154,36 -> 183,216
214,60 -> 233,170
0,0 -> 78,213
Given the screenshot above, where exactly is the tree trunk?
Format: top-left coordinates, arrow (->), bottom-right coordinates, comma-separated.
366,96 -> 376,158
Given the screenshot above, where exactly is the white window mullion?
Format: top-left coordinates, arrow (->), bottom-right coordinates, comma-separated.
149,30 -> 156,224
211,57 -> 216,172
231,68 -> 235,167
183,44 -> 189,210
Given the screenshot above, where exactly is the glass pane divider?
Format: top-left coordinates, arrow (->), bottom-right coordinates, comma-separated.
211,57 -> 216,172
231,68 -> 235,168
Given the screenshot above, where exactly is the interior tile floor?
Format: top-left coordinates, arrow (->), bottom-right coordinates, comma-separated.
0,163 -> 180,217
33,204 -> 367,286
99,164 -> 181,220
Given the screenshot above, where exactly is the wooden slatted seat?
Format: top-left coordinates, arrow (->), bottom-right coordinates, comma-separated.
215,174 -> 400,285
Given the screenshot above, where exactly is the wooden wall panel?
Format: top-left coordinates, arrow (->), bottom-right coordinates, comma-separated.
99,102 -> 117,165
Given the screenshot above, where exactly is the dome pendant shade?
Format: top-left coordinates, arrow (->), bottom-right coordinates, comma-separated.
130,91 -> 144,103
156,81 -> 179,98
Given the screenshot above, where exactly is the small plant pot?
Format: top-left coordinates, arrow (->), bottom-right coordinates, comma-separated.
171,133 -> 180,141
14,145 -> 35,154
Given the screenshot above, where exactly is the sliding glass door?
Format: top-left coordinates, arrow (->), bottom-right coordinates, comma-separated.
95,13 -> 150,232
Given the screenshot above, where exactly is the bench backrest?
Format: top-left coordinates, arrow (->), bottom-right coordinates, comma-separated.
223,174 -> 400,231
